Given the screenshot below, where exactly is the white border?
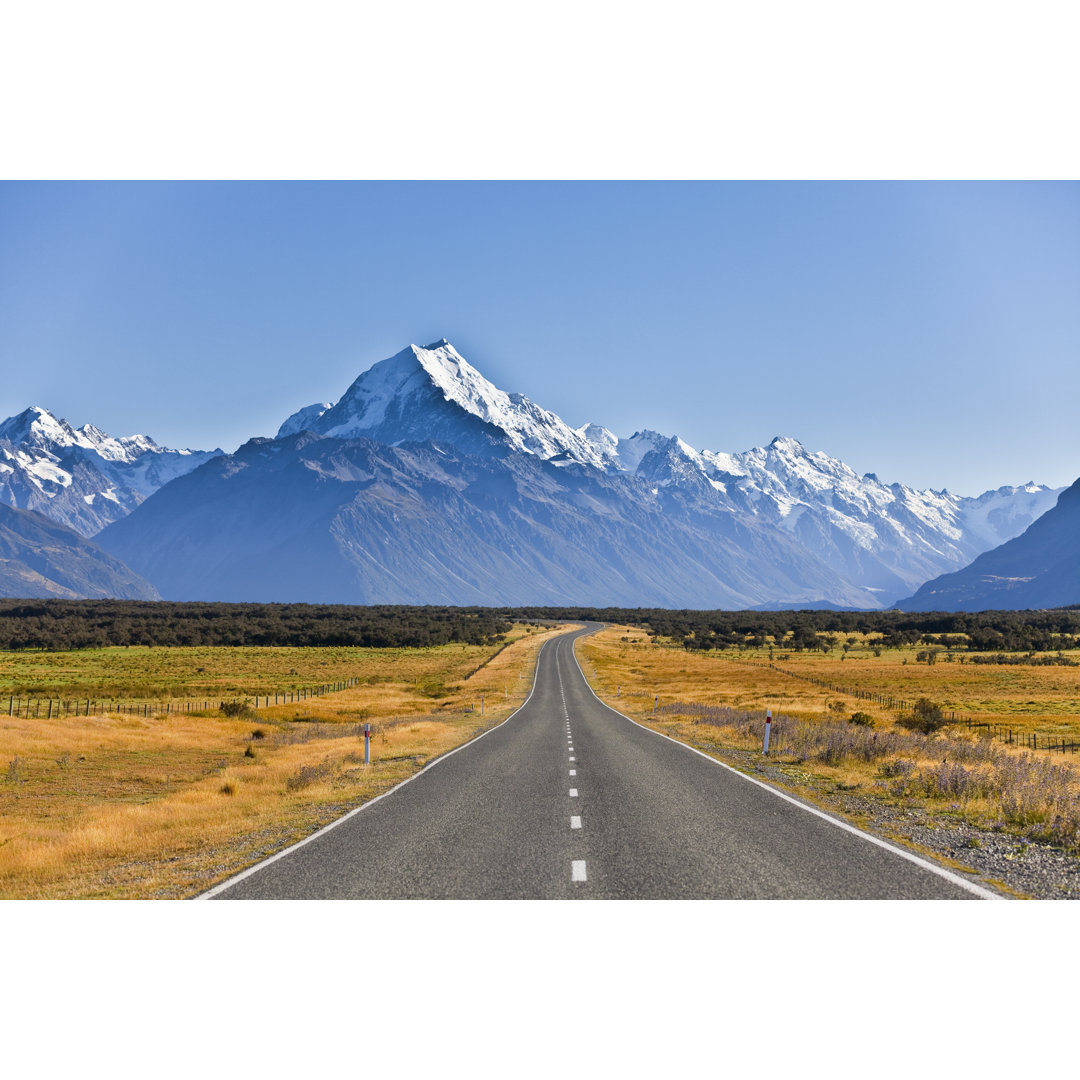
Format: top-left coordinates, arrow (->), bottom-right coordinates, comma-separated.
569,628 -> 1004,901
197,636 -> 555,899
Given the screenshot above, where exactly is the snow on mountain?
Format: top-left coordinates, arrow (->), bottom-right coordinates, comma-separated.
576,423 -> 620,461
267,339 -> 1063,606
6,339 -> 1063,609
291,340 -> 622,469
277,402 -> 334,439
0,406 -> 222,536
683,435 -> 1062,601
898,476 -> 1080,611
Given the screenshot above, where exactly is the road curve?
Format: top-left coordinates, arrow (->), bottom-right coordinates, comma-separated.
204,625 -> 998,900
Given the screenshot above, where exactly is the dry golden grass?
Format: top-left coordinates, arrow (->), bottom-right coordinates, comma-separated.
578,626 -> 1080,852
0,623 -> 568,898
581,629 -> 1080,738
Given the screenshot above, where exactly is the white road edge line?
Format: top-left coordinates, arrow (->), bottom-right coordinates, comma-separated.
572,860 -> 587,881
197,635 -> 560,900
569,627 -> 1004,901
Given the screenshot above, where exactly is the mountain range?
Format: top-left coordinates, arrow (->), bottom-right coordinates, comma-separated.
898,476 -> 1080,610
0,406 -> 221,535
0,339 -> 1071,608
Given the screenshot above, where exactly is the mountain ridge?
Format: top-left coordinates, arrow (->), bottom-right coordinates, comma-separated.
3,338 -> 1067,606
0,405 -> 222,536
897,477 -> 1080,611
0,502 -> 159,600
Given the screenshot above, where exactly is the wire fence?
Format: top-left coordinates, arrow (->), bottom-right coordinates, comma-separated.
719,656 -> 1080,756
5,676 -> 363,720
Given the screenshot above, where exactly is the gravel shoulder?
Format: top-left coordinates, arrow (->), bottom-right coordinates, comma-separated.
683,743 -> 1080,900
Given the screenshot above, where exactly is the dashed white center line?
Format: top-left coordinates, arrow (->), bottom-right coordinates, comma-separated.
569,769 -> 576,776
569,756 -> 575,761
570,816 -> 582,829
569,788 -> 578,797
572,860 -> 587,882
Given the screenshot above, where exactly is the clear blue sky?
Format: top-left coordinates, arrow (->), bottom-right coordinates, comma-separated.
1,180 -> 1077,496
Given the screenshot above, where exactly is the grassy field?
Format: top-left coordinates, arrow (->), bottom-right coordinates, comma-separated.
0,640 -> 512,703
0,622 -> 566,898
578,626 -> 1080,856
582,630 -> 1080,735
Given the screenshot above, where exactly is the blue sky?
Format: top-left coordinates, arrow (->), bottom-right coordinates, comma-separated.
1,180 -> 1077,496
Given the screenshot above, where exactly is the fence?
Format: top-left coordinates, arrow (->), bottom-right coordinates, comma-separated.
5,676 -> 363,720
718,655 -> 1080,756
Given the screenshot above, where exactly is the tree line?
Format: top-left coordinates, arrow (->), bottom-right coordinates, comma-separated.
2,600 -> 1077,654
0,601 -> 514,651
499,606 -> 1080,654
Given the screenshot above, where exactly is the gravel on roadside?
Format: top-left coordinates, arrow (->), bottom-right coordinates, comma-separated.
712,745 -> 1080,900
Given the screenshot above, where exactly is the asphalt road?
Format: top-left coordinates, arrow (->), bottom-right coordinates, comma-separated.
206,625 -> 997,900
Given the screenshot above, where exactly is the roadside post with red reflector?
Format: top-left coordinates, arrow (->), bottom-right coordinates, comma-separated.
364,722 -> 372,764
763,709 -> 772,754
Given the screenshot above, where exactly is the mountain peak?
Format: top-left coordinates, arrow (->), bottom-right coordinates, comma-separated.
767,435 -> 805,453
288,340 -> 619,469
0,405 -> 74,446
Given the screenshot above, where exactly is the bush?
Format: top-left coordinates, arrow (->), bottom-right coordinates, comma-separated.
898,698 -> 948,734
879,758 -> 916,779
285,760 -> 335,791
849,712 -> 875,727
220,700 -> 254,718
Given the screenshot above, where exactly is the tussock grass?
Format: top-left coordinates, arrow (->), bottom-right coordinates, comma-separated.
0,623 -> 564,898
580,625 -> 1080,853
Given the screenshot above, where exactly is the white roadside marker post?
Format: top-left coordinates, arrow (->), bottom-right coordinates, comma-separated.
763,709 -> 772,754
654,696 -> 658,714
364,722 -> 372,765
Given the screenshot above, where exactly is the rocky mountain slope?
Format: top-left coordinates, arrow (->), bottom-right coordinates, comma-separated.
898,476 -> 1080,610
9,339 -> 1064,607
0,406 -> 221,535
99,431 -> 879,607
0,502 -> 159,600
266,340 -> 1059,606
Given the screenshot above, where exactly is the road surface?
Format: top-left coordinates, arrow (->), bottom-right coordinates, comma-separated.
205,625 -> 997,899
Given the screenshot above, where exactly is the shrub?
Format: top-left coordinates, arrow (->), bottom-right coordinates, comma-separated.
879,758 -> 916,779
849,712 -> 874,727
285,760 -> 335,791
898,698 -> 947,734
220,701 -> 254,718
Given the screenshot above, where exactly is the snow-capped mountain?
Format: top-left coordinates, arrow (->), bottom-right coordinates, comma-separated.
286,340 -> 622,469
898,475 -> 1080,611
0,406 -> 222,536
265,340 -> 1062,606
277,402 -> 334,439
99,431 -> 881,608
10,338 -> 1066,606
618,432 -> 1061,601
